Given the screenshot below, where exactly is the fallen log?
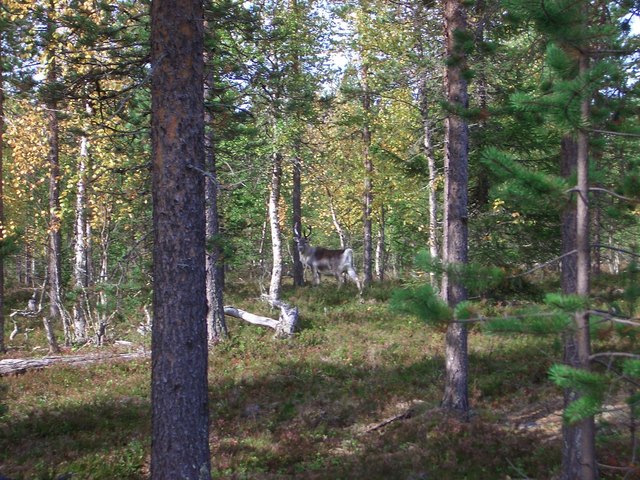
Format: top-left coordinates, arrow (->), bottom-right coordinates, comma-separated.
224,299 -> 298,338
0,352 -> 149,376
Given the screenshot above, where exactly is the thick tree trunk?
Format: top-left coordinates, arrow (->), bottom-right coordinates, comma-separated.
150,0 -> 210,477
441,0 -> 470,418
361,63 -> 373,288
268,151 -> 283,301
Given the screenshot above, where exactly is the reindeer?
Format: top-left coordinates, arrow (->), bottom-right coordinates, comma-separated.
294,226 -> 362,293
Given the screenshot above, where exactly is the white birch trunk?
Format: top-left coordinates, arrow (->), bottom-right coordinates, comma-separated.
268,151 -> 283,301
72,133 -> 89,343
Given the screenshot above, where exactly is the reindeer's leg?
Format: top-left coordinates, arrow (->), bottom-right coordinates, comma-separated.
346,267 -> 362,294
313,267 -> 321,286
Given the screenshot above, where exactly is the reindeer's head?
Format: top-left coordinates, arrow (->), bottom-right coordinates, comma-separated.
294,225 -> 313,256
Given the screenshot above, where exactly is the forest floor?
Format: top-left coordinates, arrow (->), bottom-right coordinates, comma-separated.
0,279 -> 637,479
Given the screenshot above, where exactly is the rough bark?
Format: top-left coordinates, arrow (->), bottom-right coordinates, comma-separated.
150,0 -> 210,477
268,151 -> 284,301
441,0 -> 470,418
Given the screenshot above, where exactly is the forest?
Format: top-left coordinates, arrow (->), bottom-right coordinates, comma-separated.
1,0 -> 640,478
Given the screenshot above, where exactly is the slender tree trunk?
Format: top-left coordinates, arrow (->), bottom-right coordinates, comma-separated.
204,109 -> 227,343
471,0 -> 491,208
560,136 -> 578,295
561,51 -> 597,480
375,206 -> 385,281
96,204 -> 110,345
290,0 -> 304,288
441,0 -> 470,418
72,118 -> 90,344
150,0 -> 210,476
44,29 -> 61,353
268,150 -> 284,301
418,79 -> 440,285
326,187 -> 347,248
292,149 -> 304,286
361,63 -> 373,288
0,24 -> 5,353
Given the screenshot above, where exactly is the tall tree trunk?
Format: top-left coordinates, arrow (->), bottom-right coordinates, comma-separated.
268,150 -> 284,301
0,22 -> 4,353
561,51 -> 597,480
560,136 -> 578,295
471,0 -> 491,208
292,149 -> 304,286
150,0 -> 210,477
441,0 -> 470,418
361,63 -> 373,288
375,205 -> 385,281
96,204 -> 111,345
44,18 -> 61,353
72,113 -> 90,344
204,111 -> 227,343
290,0 -> 304,288
418,79 -> 440,285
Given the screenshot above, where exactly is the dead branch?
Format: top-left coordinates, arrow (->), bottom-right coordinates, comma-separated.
224,299 -> 298,338
0,352 -> 149,376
